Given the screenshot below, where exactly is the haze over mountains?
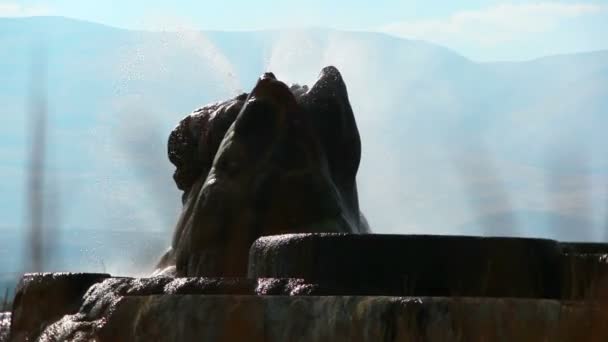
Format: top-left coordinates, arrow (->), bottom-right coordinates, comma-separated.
1,16 -> 608,280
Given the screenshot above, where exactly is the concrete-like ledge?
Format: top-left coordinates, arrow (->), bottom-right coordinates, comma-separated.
249,234 -> 563,298
6,234 -> 608,341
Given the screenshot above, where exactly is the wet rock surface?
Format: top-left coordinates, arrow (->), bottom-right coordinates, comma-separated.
158,67 -> 368,277
9,272 -> 110,341
16,294 -> 608,342
8,273 -> 330,341
105,296 -> 605,342
7,236 -> 608,341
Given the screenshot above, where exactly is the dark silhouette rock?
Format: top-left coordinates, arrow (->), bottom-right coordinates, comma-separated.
558,242 -> 608,300
9,273 -> 327,341
158,67 -> 369,277
168,93 -> 247,202
560,242 -> 608,255
9,272 -> 110,341
249,234 -> 563,298
560,253 -> 608,300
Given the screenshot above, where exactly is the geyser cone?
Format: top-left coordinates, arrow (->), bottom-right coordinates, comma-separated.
157,67 -> 368,277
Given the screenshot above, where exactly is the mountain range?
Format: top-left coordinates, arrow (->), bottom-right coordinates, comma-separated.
1,16 -> 608,282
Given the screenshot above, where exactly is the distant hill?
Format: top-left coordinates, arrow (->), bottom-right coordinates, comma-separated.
1,17 -> 607,274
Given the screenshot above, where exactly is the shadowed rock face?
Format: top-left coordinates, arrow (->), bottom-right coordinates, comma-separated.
157,67 -> 369,277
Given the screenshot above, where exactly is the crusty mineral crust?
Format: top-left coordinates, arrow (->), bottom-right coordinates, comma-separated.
159,67 -> 369,277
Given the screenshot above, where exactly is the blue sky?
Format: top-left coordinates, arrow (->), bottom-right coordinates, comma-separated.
1,0 -> 608,60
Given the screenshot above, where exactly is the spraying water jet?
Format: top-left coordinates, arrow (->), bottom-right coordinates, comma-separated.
5,67 -> 608,342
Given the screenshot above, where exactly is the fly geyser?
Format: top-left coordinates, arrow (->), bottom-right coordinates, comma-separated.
155,66 -> 369,277
4,67 -> 608,341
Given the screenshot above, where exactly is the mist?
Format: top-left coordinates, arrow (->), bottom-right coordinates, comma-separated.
2,17 -> 608,295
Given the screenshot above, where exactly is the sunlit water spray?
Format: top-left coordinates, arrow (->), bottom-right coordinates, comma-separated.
93,23 -> 244,277
262,29 -> 608,241
4,24 -> 608,299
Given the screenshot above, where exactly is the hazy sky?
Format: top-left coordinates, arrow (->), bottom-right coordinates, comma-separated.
1,1 -> 608,280
1,0 -> 608,60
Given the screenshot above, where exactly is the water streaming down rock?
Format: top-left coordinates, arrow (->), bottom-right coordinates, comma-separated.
0,313 -> 9,342
5,67 -> 608,341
